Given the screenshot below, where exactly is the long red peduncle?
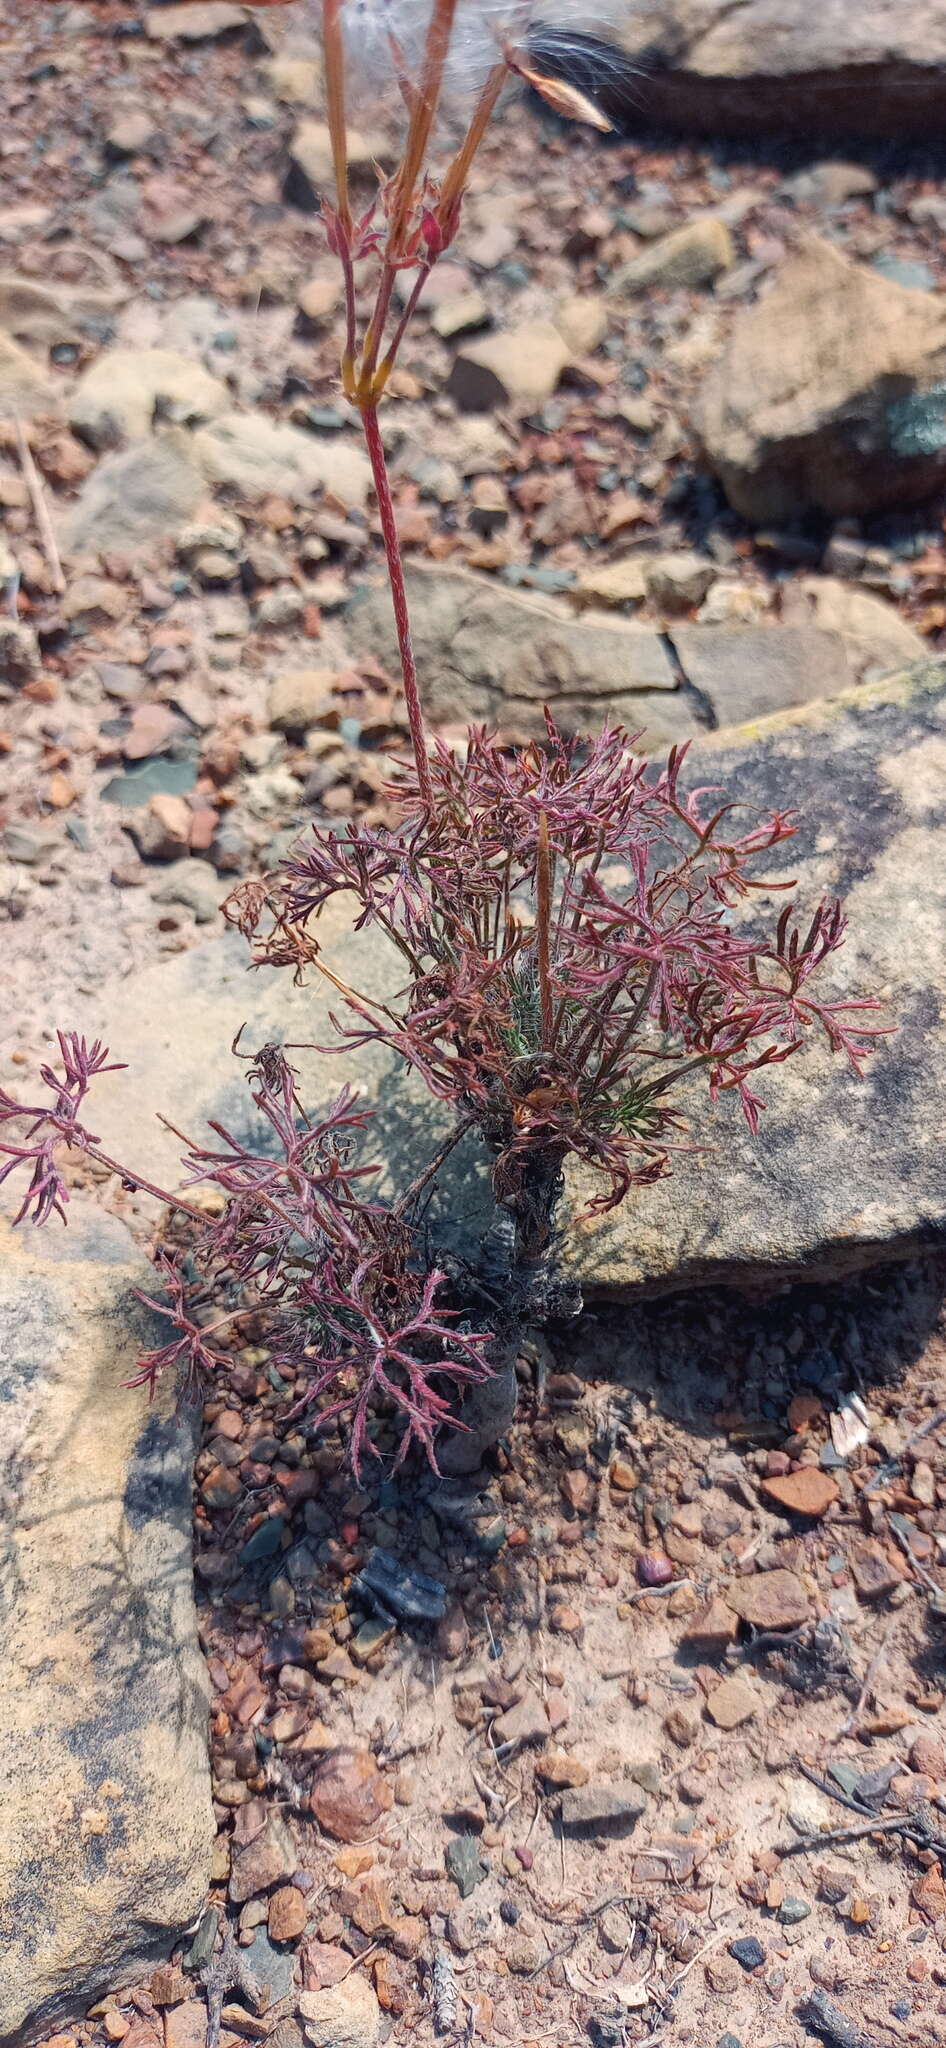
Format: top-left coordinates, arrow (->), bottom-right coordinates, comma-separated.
360,403 -> 433,806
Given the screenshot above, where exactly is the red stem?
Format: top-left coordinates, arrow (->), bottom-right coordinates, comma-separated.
536,811 -> 554,1050
361,402 -> 433,806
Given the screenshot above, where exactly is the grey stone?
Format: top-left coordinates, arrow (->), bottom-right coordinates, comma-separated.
104,111 -> 157,159
779,577 -> 927,681
695,235 -> 946,521
559,1786 -> 647,1836
607,0 -> 946,140
610,216 -> 733,295
787,161 -> 878,207
445,1835 -> 487,1899
145,3 -> 247,40
101,757 -> 197,809
60,440 -> 206,555
77,662 -> 946,1299
229,1814 -> 297,1905
267,668 -> 339,736
670,624 -> 855,723
431,291 -> 490,340
347,565 -> 693,748
644,551 -> 717,613
491,1691 -> 548,1748
445,324 -> 572,411
69,349 -> 228,451
285,120 -> 391,211
730,1935 -> 766,1972
872,253 -> 936,293
777,1897 -> 811,1925
298,1978 -> 380,2048
1,821 -> 62,865
241,1927 -> 295,2003
578,661 -> 946,1293
355,1548 -> 446,1624
152,860 -> 230,924
186,410 -> 371,510
0,618 -> 40,686
256,588 -> 305,631
0,1204 -> 214,2045
265,52 -> 324,106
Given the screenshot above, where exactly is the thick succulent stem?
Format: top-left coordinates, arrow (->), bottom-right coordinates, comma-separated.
438,1167 -> 581,1475
437,1336 -> 520,1475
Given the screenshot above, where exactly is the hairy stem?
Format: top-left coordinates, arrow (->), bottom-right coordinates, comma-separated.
536,810 -> 554,1050
361,403 -> 433,805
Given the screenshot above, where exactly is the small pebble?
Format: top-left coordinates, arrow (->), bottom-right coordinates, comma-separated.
636,1552 -> 675,1587
729,1936 -> 766,1972
777,1897 -> 811,1925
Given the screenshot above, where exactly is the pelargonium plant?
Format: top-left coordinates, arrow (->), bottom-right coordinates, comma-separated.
0,0 -> 885,1477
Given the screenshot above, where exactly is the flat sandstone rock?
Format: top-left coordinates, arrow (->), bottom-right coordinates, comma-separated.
79,662 -> 946,1296
346,564 -> 694,750
0,1205 -> 214,2046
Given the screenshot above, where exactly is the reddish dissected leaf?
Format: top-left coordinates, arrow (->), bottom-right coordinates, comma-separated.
245,714 -> 885,1229
0,701 -> 887,1465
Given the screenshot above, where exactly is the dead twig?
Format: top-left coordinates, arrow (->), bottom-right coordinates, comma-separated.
794,1759 -> 875,1817
777,1785 -> 946,1861
665,1921 -> 734,1994
889,1512 -> 941,1594
622,1577 -> 694,1606
775,1811 -> 912,1858
14,418 -> 65,595
200,1918 -> 262,2048
904,1406 -> 946,1454
832,1623 -> 892,1742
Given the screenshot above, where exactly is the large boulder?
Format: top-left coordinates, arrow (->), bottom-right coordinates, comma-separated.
78,663 -> 946,1295
597,0 -> 946,139
695,236 -> 946,521
0,1205 -> 214,2047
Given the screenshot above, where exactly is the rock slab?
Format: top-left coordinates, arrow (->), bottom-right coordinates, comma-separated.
79,663 -> 946,1296
0,1205 -> 214,2047
350,564 -> 889,735
603,0 -> 946,140
347,563 -> 694,748
577,660 -> 946,1292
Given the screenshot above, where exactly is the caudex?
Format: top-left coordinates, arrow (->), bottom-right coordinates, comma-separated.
1,0 -> 885,1476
